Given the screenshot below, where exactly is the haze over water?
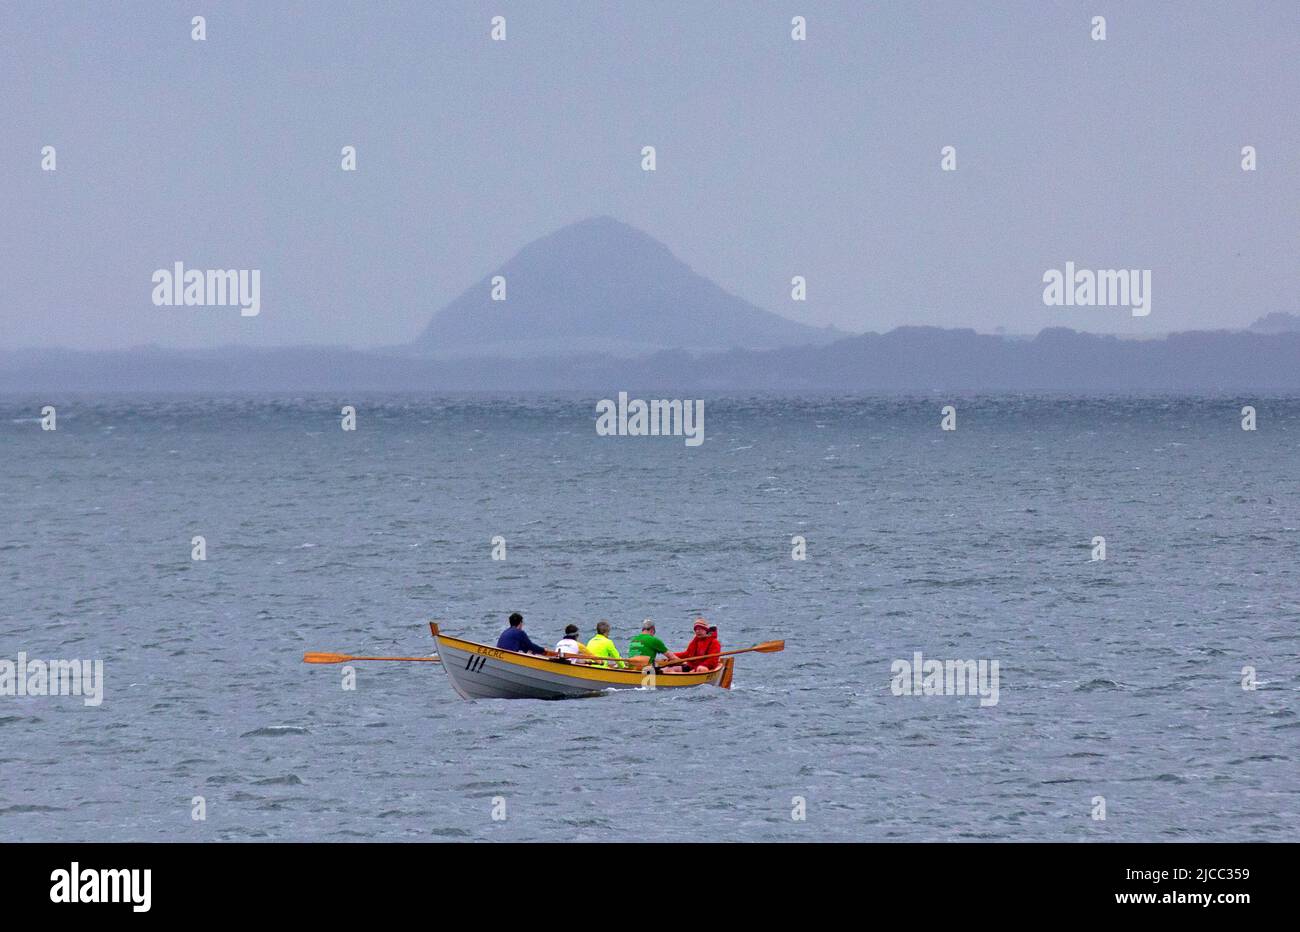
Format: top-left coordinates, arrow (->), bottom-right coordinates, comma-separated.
2,395 -> 1296,841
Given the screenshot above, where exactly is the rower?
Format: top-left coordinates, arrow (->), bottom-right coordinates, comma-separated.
662,618 -> 721,672
496,612 -> 548,655
555,624 -> 586,657
585,620 -> 624,668
626,619 -> 679,667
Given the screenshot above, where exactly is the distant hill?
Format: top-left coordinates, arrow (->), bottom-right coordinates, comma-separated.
5,327 -> 1300,392
413,216 -> 842,356
1248,312 -> 1300,334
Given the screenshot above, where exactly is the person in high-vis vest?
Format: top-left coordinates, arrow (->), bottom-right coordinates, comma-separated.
585,620 -> 624,668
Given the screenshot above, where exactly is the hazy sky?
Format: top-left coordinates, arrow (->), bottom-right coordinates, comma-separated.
2,1 -> 1297,350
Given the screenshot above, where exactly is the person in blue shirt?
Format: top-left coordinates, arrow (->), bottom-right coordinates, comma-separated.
496,612 -> 548,655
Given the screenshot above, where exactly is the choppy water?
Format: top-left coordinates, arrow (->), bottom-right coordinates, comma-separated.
1,394 -> 1297,841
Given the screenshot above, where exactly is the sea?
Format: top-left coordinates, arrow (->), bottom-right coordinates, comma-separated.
1,394 -> 1297,841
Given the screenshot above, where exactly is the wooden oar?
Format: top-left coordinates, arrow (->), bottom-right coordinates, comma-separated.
653,640 -> 784,670
303,652 -> 441,664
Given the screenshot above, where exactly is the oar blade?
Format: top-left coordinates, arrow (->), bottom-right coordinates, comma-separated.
753,640 -> 785,653
302,652 -> 351,664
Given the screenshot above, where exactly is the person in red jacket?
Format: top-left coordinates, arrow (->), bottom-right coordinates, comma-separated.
663,618 -> 721,672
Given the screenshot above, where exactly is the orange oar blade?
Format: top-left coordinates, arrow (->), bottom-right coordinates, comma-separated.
753,640 -> 785,653
303,652 -> 352,664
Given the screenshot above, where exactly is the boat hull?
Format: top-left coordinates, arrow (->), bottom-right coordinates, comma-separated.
432,628 -> 731,700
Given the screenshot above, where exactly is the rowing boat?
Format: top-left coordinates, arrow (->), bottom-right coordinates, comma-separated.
429,623 -> 734,700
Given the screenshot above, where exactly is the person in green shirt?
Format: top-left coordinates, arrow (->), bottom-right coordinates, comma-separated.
585,620 -> 625,668
626,619 -> 680,667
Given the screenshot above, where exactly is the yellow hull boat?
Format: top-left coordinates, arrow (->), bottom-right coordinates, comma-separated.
430,623 -> 733,700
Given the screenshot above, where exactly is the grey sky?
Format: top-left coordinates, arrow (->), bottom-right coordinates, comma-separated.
2,0 -> 1296,350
